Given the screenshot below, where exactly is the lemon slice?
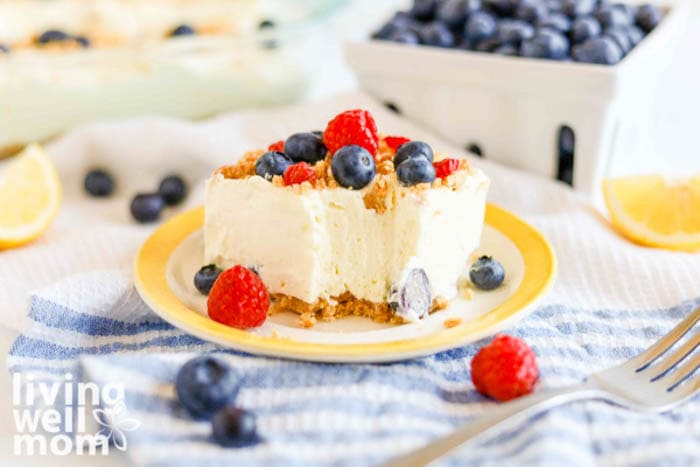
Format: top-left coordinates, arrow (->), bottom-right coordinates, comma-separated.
603,174 -> 700,252
0,144 -> 62,249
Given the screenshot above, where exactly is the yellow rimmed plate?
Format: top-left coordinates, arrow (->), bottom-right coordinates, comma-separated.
134,205 -> 556,363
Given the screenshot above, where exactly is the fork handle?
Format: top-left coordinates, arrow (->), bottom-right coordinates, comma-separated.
383,383 -> 605,467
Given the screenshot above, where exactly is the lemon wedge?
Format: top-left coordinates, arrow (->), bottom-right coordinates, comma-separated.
603,174 -> 700,252
0,144 -> 62,249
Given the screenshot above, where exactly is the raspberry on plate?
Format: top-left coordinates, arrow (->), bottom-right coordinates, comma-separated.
471,334 -> 539,401
433,158 -> 461,179
283,162 -> 317,186
207,265 -> 269,329
384,136 -> 411,152
323,109 -> 379,157
268,140 -> 285,153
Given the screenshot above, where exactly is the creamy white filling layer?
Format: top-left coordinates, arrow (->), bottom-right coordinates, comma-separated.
204,172 -> 489,308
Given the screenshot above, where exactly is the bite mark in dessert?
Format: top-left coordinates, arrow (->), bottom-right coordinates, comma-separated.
204,109 -> 489,326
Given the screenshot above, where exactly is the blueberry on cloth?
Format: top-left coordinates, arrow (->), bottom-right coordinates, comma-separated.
212,407 -> 259,447
84,169 -> 115,197
129,193 -> 165,223
175,355 -> 241,420
396,157 -> 436,186
388,269 -> 433,322
470,255 -> 505,290
284,132 -> 327,164
194,264 -> 223,295
330,145 -> 376,190
393,141 -> 434,167
158,175 -> 188,206
255,151 -> 293,181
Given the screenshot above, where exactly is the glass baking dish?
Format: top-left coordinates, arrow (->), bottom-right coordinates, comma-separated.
0,0 -> 346,155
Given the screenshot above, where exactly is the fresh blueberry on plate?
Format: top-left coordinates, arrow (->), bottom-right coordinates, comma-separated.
212,407 -> 259,447
595,5 -> 631,28
418,22 -> 456,48
470,256 -> 505,290
463,11 -> 498,43
158,175 -> 188,206
284,132 -> 327,164
521,29 -> 570,60
625,25 -> 644,46
485,0 -> 518,17
396,157 -> 436,186
175,355 -> 241,420
537,12 -> 572,33
604,27 -> 632,54
170,24 -> 196,37
516,0 -> 548,23
572,36 -> 623,65
255,151 -> 293,181
331,145 -> 376,189
561,0 -> 596,18
194,264 -> 223,295
394,141 -> 434,167
636,4 -> 663,32
130,193 -> 165,223
571,16 -> 602,44
437,0 -> 479,29
84,169 -> 115,198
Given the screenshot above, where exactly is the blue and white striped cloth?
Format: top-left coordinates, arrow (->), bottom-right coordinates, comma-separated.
8,270 -> 700,466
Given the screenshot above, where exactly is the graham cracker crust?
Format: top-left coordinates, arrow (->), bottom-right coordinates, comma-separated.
269,292 -> 449,328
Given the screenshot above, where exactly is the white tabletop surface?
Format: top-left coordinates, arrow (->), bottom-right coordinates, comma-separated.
1,1 -> 699,465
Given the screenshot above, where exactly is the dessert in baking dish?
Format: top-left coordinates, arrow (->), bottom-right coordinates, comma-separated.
203,109 -> 489,326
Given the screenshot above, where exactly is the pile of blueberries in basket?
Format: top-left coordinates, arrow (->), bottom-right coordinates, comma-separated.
373,0 -> 665,65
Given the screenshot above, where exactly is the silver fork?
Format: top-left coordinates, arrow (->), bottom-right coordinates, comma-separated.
384,306 -> 700,467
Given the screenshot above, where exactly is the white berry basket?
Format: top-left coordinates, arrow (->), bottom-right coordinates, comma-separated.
344,1 -> 687,195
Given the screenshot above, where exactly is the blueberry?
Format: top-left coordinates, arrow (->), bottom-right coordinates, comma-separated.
484,0 -> 518,16
74,36 -> 91,47
84,169 -> 115,197
157,175 -> 187,206
373,21 -> 402,40
410,0 -> 439,21
331,145 -> 376,189
636,4 -> 663,33
388,268 -> 433,322
572,36 -> 623,65
616,4 -> 638,23
561,0 -> 596,18
194,264 -> 223,295
463,12 -> 497,43
497,20 -> 535,45
396,157 -> 436,186
0,44 -> 9,53
475,38 -> 501,52
469,255 -> 505,290
394,141 -> 434,167
521,29 -> 570,60
493,44 -> 518,56
418,22 -> 455,48
437,0 -> 480,29
130,193 -> 165,223
170,24 -> 196,37
626,25 -> 644,46
516,0 -> 548,23
37,29 -> 70,44
258,19 -> 276,29
604,27 -> 632,54
284,132 -> 327,164
175,355 -> 241,420
595,5 -> 631,28
537,13 -> 572,33
571,17 -> 601,43
389,29 -> 420,45
467,143 -> 483,156
212,407 -> 258,447
255,151 -> 292,181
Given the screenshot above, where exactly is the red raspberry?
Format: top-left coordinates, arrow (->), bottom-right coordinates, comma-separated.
283,162 -> 316,186
434,158 -> 461,179
268,140 -> 285,152
323,109 -> 379,157
208,265 -> 269,329
384,136 -> 411,152
471,334 -> 539,402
